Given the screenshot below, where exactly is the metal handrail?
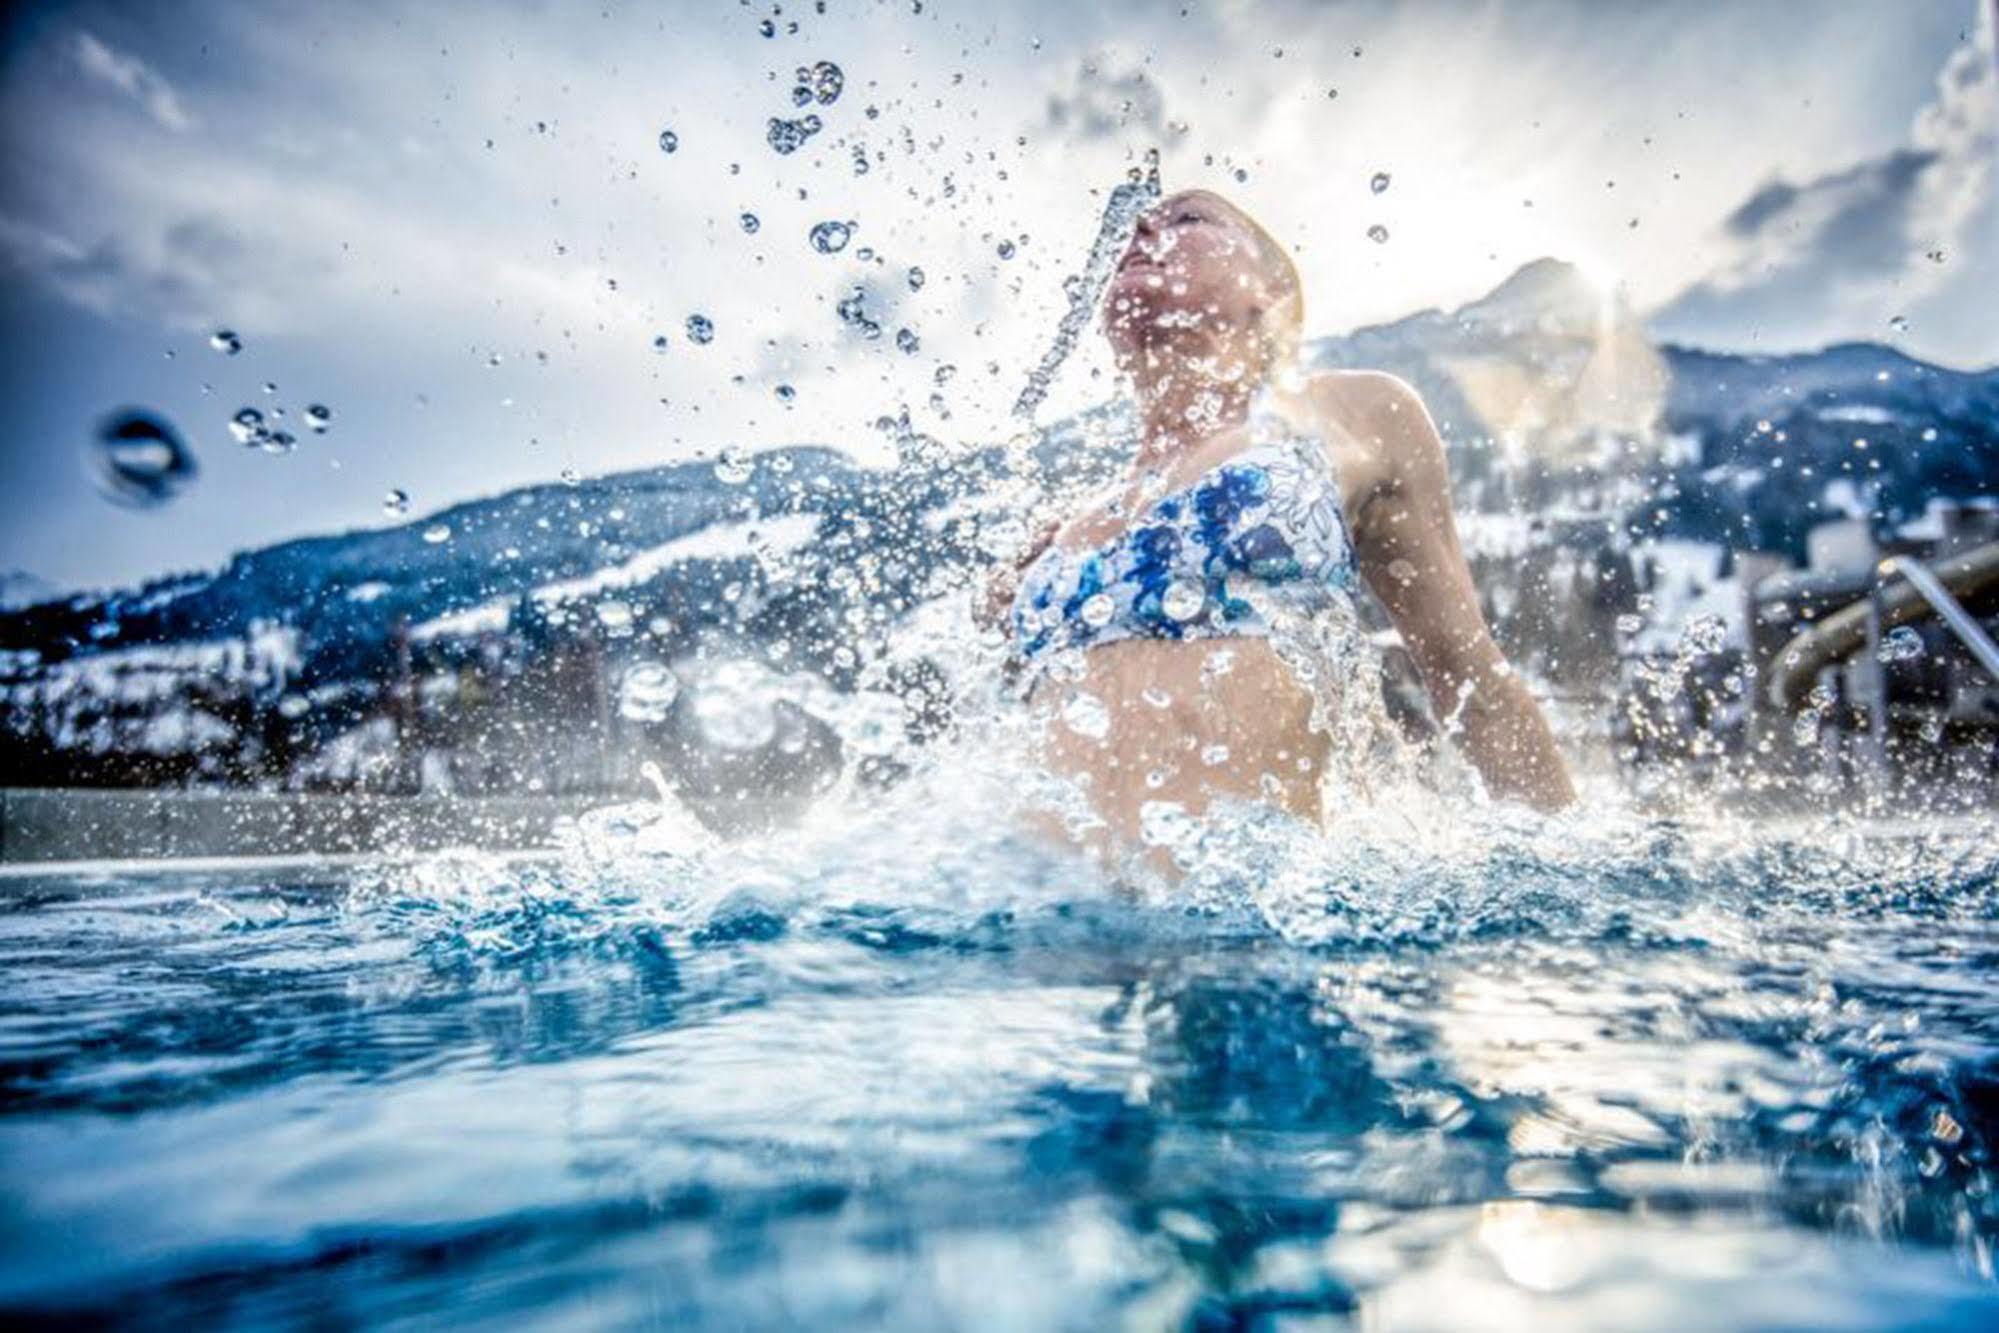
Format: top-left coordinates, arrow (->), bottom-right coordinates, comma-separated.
1859,555 -> 1999,781
1883,556 -> 1999,681
1766,540 -> 1999,709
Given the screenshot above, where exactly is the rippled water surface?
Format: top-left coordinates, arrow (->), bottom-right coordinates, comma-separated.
3,802 -> 1998,1330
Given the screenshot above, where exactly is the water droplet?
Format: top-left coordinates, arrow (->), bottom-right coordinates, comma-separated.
1370,171 -> 1391,194
1200,743 -> 1230,766
714,448 -> 754,484
303,404 -> 333,433
809,219 -> 854,254
383,488 -> 410,516
835,287 -> 882,339
619,662 -> 681,722
766,114 -> 824,155
423,523 -> 452,544
1615,613 -> 1644,635
690,660 -> 781,750
1079,593 -> 1115,628
1061,692 -> 1111,740
1162,579 -> 1205,621
90,409 -> 196,508
1681,614 -> 1728,657
259,429 -> 297,456
907,266 -> 926,290
1139,800 -> 1198,851
796,59 -> 843,105
1889,315 -> 1909,332
1366,224 -> 1390,244
596,601 -> 635,636
739,212 -> 761,234
652,334 -> 669,353
209,329 -> 242,355
228,407 -> 267,446
657,128 -> 679,154
685,314 -> 714,344
1232,168 -> 1248,184
996,239 -> 1016,259
895,327 -> 920,354
1877,625 -> 1924,663
560,467 -> 580,486
774,383 -> 795,403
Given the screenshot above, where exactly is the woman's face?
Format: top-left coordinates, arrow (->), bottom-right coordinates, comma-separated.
1102,191 -> 1284,367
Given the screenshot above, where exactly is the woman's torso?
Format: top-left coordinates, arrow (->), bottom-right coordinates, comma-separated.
1010,400 -> 1377,857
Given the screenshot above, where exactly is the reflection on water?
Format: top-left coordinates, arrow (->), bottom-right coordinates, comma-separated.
1,790 -> 1996,1327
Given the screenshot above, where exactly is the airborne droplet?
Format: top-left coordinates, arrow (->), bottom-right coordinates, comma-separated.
1162,579 -> 1205,621
657,128 -> 679,154
740,212 -> 761,234
303,404 -> 333,433
685,314 -> 715,344
90,409 -> 197,508
809,220 -> 854,254
1367,224 -> 1389,244
228,407 -> 267,446
766,114 -> 823,155
382,488 -> 410,516
1877,625 -> 1925,663
422,523 -> 452,544
618,663 -> 681,723
209,330 -> 242,356
1370,171 -> 1391,194
714,448 -> 754,484
798,59 -> 843,105
1061,692 -> 1111,740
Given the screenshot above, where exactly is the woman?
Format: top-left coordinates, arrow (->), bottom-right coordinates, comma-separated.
987,189 -> 1573,868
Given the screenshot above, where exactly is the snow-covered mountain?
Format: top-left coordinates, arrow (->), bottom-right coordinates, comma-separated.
2,259 -> 1994,793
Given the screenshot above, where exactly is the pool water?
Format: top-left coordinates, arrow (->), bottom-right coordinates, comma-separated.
2,798 -> 1997,1329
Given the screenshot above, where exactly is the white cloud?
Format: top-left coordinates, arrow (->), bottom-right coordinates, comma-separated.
0,0 -> 1993,590
1653,0 -> 1995,357
73,30 -> 195,132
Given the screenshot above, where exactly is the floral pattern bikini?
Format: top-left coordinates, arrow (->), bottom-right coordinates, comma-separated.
1010,429 -> 1359,688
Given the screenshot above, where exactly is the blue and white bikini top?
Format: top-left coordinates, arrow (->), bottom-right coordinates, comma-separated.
1010,429 -> 1358,679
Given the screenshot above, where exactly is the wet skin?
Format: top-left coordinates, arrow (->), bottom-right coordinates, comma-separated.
998,192 -> 1574,870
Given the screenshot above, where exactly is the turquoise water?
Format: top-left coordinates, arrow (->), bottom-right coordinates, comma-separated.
2,802 -> 1997,1329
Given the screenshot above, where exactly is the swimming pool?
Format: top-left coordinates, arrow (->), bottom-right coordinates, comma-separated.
2,800 -> 1996,1329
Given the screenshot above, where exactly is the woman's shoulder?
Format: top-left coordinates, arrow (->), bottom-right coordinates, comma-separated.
1296,369 -> 1427,434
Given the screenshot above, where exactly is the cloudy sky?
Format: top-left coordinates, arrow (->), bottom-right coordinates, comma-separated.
1,0 -> 1993,593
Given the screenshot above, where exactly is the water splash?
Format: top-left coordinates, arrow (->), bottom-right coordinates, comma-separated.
1010,155 -> 1162,422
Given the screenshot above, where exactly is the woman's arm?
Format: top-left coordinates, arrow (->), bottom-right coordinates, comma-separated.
1336,375 -> 1576,811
